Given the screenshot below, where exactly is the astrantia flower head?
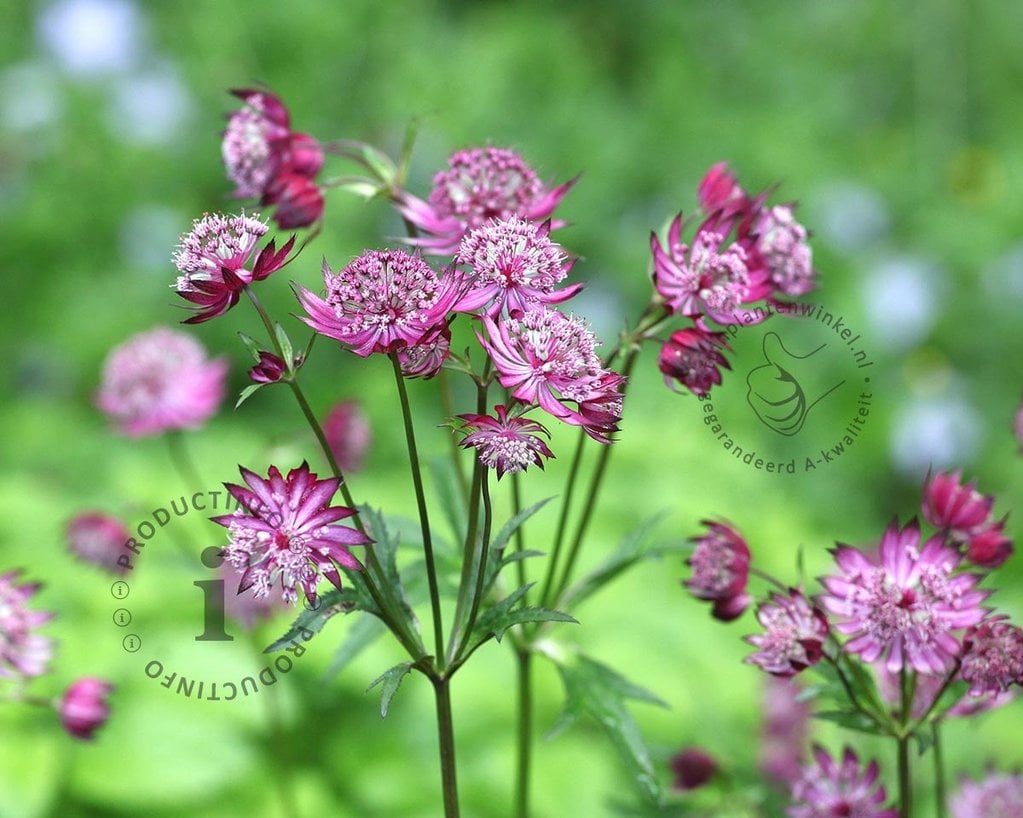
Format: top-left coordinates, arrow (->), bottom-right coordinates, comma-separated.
651,217 -> 771,325
261,171 -> 324,230
213,463 -> 372,605
959,617 -> 1023,697
922,470 -> 996,540
479,307 -> 623,442
222,89 -> 292,200
788,746 -> 897,818
658,327 -> 731,396
685,520 -> 751,621
58,677 -> 114,741
458,404 -> 554,479
752,205 -> 815,297
96,326 -> 228,437
745,590 -> 829,677
453,217 -> 580,317
397,326 -> 452,379
297,250 -> 463,357
397,146 -> 575,255
0,570 -> 54,681
950,771 -> 1023,818
173,212 -> 293,323
66,512 -> 130,574
819,518 -> 988,674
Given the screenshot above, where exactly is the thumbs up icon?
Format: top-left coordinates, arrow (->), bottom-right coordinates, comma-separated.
745,332 -> 843,436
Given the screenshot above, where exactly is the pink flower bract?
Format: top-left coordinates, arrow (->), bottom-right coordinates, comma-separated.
96,326 -> 228,437
213,463 -> 372,605
819,519 -> 988,674
658,327 -> 731,397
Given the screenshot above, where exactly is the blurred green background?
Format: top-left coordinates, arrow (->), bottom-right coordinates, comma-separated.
2,0 -> 1022,816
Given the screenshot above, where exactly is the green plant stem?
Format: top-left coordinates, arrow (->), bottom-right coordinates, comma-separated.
448,460 -> 484,663
546,345 -> 642,606
898,667 -> 913,818
390,352 -> 446,663
432,677 -> 461,818
243,287 -> 424,660
933,721 -> 947,818
510,473 -> 527,590
514,646 -> 532,818
461,470 -> 493,647
438,367 -> 471,504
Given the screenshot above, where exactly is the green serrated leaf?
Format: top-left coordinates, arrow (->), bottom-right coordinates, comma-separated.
561,515 -> 676,608
482,498 -> 555,592
359,505 -> 420,629
324,614 -> 389,681
367,661 -> 414,718
549,654 -> 666,804
273,322 -> 294,368
812,709 -> 884,734
235,383 -> 265,409
263,587 -> 364,653
237,332 -> 262,362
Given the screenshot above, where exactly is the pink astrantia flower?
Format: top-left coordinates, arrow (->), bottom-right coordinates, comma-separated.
458,404 -> 555,479
922,470 -> 996,540
760,677 -> 811,785
172,212 -> 293,323
752,205 -> 815,296
248,351 -> 288,384
66,512 -> 130,575
0,570 -> 54,681
479,307 -> 624,442
950,771 -> 1023,818
745,590 -> 829,677
297,250 -> 463,357
819,519 -> 988,674
788,746 -> 897,818
96,327 -> 228,437
396,146 -> 575,255
697,162 -> 749,218
222,89 -> 323,199
685,520 -> 751,621
322,400 -> 372,474
452,217 -> 580,317
651,217 -> 771,325
658,327 -> 731,396
669,747 -> 718,792
397,326 -> 451,379
58,677 -> 114,741
959,617 -> 1023,697
213,463 -> 372,605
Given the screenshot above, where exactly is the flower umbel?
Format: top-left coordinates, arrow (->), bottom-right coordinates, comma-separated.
457,404 -> 555,479
0,570 -> 54,681
657,327 -> 731,396
213,463 -> 372,605
297,250 -> 462,357
96,326 -> 227,437
685,520 -> 751,621
949,771 -> 1023,818
788,746 -> 897,818
745,590 -> 829,677
452,217 -> 580,317
819,519 -> 988,674
959,617 -> 1023,697
396,146 -> 575,255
